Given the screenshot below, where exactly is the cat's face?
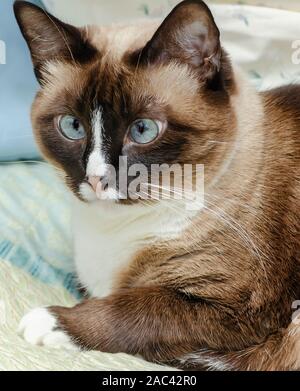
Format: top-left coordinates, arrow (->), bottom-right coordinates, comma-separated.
15,0 -> 235,204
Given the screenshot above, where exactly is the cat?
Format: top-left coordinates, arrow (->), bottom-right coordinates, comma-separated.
14,0 -> 300,370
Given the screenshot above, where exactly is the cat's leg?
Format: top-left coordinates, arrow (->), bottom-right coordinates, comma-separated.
19,286 -> 238,361
18,287 -> 300,370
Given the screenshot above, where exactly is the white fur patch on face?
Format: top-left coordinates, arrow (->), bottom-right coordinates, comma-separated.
18,307 -> 78,350
86,108 -> 106,178
80,108 -> 119,202
79,182 -> 98,202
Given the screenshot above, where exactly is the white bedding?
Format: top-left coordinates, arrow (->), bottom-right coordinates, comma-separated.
0,258 -> 169,370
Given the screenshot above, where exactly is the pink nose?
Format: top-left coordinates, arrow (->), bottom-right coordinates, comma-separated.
87,176 -> 101,192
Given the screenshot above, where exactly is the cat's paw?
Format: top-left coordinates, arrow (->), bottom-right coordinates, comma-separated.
18,307 -> 78,350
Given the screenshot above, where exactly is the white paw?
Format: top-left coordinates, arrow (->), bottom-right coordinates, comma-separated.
18,307 -> 78,351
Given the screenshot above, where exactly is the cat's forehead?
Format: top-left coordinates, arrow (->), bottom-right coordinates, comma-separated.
37,21 -> 156,100
39,55 -> 200,122
36,21 -> 204,117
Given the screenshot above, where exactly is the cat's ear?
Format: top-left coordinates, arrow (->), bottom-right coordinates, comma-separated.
140,0 -> 222,82
14,1 -> 96,82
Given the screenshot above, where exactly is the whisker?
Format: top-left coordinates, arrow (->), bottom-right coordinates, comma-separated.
141,182 -> 268,276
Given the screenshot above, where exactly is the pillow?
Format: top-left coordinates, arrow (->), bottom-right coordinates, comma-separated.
42,0 -> 300,90
0,162 -> 78,296
0,0 -> 43,162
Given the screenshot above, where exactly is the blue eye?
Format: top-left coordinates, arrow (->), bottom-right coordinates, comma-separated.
129,119 -> 161,144
58,115 -> 86,140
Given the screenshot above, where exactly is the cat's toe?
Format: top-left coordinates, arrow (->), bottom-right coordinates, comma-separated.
18,307 -> 78,350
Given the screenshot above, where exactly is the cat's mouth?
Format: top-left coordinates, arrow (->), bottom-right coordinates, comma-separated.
81,181 -> 148,205
80,177 -> 120,203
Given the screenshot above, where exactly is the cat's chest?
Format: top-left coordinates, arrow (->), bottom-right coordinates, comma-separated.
72,199 -> 189,298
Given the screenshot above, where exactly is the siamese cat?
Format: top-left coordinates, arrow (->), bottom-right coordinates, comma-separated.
14,0 -> 300,370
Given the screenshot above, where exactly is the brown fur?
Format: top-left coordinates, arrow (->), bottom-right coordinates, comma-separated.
14,0 -> 300,370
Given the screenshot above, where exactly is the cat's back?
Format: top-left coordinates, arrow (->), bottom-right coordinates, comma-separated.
261,84 -> 300,177
260,84 -> 299,259
262,84 -> 300,142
